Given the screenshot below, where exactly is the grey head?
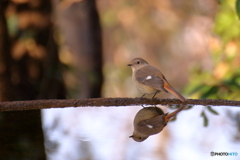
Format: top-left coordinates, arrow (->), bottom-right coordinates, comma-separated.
127,58 -> 149,71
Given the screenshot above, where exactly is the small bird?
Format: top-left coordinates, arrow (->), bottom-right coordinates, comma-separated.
130,105 -> 186,142
128,58 -> 186,102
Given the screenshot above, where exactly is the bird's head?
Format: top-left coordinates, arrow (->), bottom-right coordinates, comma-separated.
129,132 -> 149,142
127,58 -> 148,71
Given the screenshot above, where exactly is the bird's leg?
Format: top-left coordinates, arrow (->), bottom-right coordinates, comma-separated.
151,91 -> 158,99
140,94 -> 146,107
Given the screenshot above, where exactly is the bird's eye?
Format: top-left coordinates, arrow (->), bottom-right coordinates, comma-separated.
139,137 -> 142,140
137,61 -> 140,64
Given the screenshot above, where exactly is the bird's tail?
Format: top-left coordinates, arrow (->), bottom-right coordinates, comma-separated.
165,104 -> 187,122
164,83 -> 186,102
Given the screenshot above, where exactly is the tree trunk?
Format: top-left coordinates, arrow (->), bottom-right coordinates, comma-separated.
0,1 -> 65,159
56,0 -> 103,98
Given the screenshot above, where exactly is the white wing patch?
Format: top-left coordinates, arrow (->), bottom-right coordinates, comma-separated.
146,124 -> 153,128
146,76 -> 152,80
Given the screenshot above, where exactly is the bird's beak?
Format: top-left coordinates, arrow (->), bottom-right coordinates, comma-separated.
127,64 -> 132,66
129,135 -> 133,138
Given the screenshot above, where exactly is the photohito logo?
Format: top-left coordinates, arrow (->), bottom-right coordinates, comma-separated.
210,151 -> 238,156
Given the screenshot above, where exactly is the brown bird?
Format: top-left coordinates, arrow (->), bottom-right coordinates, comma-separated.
130,105 -> 186,142
128,58 -> 186,102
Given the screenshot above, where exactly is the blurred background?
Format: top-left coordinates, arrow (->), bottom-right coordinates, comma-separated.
0,0 -> 240,160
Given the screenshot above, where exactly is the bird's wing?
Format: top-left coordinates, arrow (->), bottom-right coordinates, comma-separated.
136,65 -> 186,102
135,65 -> 168,92
137,114 -> 168,135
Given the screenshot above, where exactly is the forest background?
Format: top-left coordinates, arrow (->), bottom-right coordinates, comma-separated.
0,0 -> 240,160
